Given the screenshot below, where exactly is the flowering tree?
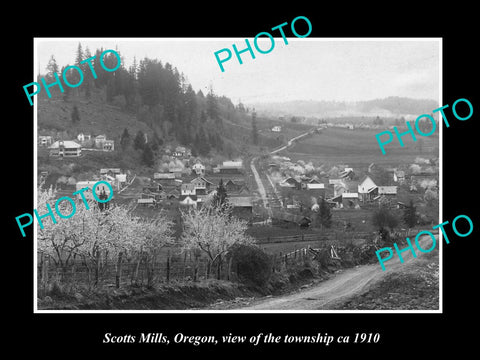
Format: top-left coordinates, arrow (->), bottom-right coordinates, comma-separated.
36,186 -> 174,286
180,206 -> 253,279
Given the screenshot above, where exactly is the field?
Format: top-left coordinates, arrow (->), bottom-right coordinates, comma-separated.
284,126 -> 439,167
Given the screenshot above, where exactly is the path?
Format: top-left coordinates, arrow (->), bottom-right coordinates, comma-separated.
234,235 -> 438,310
249,128 -> 317,217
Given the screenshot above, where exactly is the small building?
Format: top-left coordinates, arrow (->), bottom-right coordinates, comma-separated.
38,135 -> 53,147
154,173 -> 176,180
358,175 -> 377,202
94,135 -> 107,148
190,176 -> 214,191
306,183 -> 325,190
342,192 -> 359,208
103,140 -> 114,151
378,186 -> 398,196
179,194 -> 198,207
279,177 -> 300,189
100,168 -> 122,176
181,183 -> 197,196
75,180 -> 113,201
49,140 -> 82,157
229,196 -> 253,219
218,161 -> 244,174
224,179 -> 245,193
393,170 -> 405,183
192,162 -> 205,176
77,133 -> 91,143
167,189 -> 180,199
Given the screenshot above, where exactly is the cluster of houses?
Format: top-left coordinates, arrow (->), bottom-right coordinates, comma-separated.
74,168 -> 129,201
274,165 -> 433,210
38,133 -> 115,157
138,159 -> 254,219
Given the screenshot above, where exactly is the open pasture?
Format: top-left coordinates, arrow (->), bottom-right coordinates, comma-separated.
285,126 -> 439,167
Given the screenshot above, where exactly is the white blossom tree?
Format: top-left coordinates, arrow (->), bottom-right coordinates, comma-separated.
36,186 -> 174,287
180,206 -> 253,279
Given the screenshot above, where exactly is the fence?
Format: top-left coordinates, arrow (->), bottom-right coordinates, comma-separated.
256,231 -> 374,244
37,249 -> 234,293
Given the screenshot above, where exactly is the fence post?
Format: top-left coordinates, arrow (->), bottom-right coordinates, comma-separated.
216,254 -> 222,280
182,252 -> 187,281
115,251 -> 123,289
95,250 -> 101,286
193,254 -> 198,282
166,251 -> 170,283
227,256 -> 233,281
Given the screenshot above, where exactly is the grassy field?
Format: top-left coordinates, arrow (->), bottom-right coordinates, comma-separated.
284,126 -> 439,167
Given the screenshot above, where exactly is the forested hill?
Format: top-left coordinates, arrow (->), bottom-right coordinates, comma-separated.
250,97 -> 439,119
37,44 -> 267,162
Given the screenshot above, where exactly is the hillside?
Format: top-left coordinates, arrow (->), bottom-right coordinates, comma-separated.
38,95 -> 152,143
249,97 -> 439,119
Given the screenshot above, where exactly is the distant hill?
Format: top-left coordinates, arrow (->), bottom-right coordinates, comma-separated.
249,97 -> 439,119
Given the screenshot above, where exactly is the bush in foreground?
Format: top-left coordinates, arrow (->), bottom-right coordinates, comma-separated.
229,244 -> 273,287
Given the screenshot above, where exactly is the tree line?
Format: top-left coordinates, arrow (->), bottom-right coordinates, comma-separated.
42,43 -> 264,158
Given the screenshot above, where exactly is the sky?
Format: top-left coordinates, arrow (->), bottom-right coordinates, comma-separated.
35,38 -> 440,105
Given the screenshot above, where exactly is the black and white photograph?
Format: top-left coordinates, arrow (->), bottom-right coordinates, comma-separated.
7,7 -> 478,355
33,38 -> 441,312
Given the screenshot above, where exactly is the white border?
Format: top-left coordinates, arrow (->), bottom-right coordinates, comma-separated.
33,37 -> 443,314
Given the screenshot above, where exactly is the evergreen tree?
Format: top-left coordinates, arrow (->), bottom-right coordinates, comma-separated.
45,55 -> 59,79
206,86 -> 219,119
134,130 -> 146,150
402,199 -> 417,228
251,109 -> 258,145
71,105 -> 80,123
316,198 -> 332,229
75,43 -> 84,67
83,47 -> 93,99
196,126 -> 211,156
120,128 -> 131,151
142,144 -> 155,167
212,178 -> 228,210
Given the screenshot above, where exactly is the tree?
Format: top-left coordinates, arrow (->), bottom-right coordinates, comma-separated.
180,206 -> 253,279
316,198 -> 332,229
134,130 -> 146,150
120,128 -> 131,151
372,205 -> 399,241
403,199 -> 417,228
45,55 -> 59,79
71,105 -> 80,123
36,186 -> 173,286
206,86 -> 219,119
212,178 -> 228,210
251,109 -> 258,145
142,144 -> 155,167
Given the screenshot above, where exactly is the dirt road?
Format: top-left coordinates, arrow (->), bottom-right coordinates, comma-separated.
235,235 -> 439,310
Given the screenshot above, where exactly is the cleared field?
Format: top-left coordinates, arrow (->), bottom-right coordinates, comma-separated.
284,126 -> 439,166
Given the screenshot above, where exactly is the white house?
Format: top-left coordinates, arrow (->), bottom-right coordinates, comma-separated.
358,175 -> 378,202
181,183 -> 196,196
192,162 -> 205,176
103,140 -> 114,151
95,135 -> 107,148
306,183 -> 325,190
49,140 -> 82,157
179,195 -> 198,208
75,180 -> 113,201
39,135 -> 53,147
77,133 -> 91,143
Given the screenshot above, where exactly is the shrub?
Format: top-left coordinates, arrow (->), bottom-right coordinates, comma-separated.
229,244 -> 272,287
